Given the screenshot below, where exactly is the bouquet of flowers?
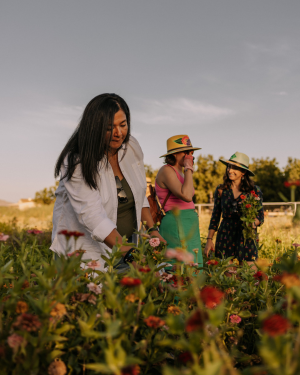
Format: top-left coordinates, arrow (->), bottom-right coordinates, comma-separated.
240,190 -> 263,245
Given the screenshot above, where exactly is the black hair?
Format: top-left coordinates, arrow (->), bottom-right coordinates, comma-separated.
219,166 -> 255,192
164,154 -> 176,166
54,93 -> 131,190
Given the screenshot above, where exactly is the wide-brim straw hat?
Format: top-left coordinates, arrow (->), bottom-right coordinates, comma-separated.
219,151 -> 255,176
160,134 -> 201,158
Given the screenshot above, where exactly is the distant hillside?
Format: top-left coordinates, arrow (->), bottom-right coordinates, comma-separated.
0,199 -> 13,207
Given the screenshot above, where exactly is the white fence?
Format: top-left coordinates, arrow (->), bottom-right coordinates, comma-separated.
195,202 -> 300,216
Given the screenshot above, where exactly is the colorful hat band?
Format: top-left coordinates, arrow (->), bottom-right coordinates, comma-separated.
229,159 -> 249,169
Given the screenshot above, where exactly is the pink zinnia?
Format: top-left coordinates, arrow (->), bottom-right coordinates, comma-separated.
292,243 -> 300,248
166,249 -> 194,263
0,233 -> 9,241
230,315 -> 242,324
149,237 -> 160,247
87,260 -> 101,269
7,334 -> 26,353
27,229 -> 43,235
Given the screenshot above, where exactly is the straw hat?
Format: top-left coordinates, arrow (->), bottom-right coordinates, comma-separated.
160,135 -> 201,158
219,152 -> 255,176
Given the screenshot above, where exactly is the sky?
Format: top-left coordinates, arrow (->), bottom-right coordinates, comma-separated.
1,1 -> 300,202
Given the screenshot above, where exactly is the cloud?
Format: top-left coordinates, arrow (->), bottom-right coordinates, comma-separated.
131,98 -> 235,126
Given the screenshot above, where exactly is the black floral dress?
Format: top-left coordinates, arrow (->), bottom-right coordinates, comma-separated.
209,185 -> 264,262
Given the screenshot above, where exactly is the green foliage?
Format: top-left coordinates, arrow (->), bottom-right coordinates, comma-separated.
34,181 -> 59,205
1,223 -> 300,374
193,154 -> 226,203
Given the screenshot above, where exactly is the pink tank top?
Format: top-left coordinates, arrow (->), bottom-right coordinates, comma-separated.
155,165 -> 195,212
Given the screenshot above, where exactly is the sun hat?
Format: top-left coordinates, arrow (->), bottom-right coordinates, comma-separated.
219,152 -> 255,176
160,135 -> 201,158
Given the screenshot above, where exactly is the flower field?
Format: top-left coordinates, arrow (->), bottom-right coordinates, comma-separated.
1,213 -> 300,375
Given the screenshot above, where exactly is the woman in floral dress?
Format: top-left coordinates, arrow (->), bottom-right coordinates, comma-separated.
204,152 -> 264,264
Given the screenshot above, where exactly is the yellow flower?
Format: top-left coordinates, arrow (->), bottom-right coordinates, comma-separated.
232,259 -> 239,266
48,360 -> 67,375
167,306 -> 181,316
16,301 -> 28,314
281,274 -> 300,289
193,248 -> 199,254
255,258 -> 269,271
50,302 -> 67,319
125,294 -> 138,303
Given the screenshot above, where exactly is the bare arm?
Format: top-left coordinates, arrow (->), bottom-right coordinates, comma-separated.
141,207 -> 166,243
158,166 -> 194,202
104,229 -> 132,256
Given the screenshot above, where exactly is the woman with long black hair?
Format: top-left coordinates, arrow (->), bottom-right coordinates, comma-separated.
204,152 -> 264,264
50,93 -> 164,271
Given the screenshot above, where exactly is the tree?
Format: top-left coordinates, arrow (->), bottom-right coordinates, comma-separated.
193,155 -> 226,203
283,158 -> 300,201
249,158 -> 285,202
144,164 -> 158,184
34,181 -> 59,205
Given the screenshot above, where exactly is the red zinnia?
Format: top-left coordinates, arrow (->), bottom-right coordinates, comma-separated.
240,195 -> 246,200
272,274 -> 283,282
206,259 -> 219,266
144,315 -> 165,328
253,271 -> 268,281
120,277 -> 142,287
185,309 -> 208,332
200,286 -> 224,309
245,204 -> 251,209
178,351 -> 193,364
262,314 -> 290,336
139,266 -> 151,273
121,365 -> 140,375
69,231 -> 84,238
250,190 -> 256,196
12,313 -> 42,332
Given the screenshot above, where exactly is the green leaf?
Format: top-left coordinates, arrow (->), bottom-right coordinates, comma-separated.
85,363 -> 113,373
47,350 -> 65,361
239,310 -> 252,318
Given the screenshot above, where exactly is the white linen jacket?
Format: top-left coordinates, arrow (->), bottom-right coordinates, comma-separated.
50,136 -> 149,271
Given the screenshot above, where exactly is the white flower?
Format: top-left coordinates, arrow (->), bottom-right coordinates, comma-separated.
87,282 -> 102,295
255,197 -> 260,201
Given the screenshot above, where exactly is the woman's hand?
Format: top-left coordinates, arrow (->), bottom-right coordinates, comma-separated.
204,239 -> 215,257
183,154 -> 194,170
150,230 -> 167,244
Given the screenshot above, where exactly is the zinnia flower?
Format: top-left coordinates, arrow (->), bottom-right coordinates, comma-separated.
253,271 -> 268,282
200,286 -> 224,309
167,305 -> 181,316
87,282 -> 102,295
240,195 -> 246,200
0,233 -> 9,241
125,294 -> 138,303
121,365 -> 140,375
27,229 -> 43,235
206,259 -> 219,266
86,260 -> 101,269
120,277 -> 142,287
262,314 -> 290,336
139,266 -> 151,273
230,315 -> 242,324
281,273 -> 300,288
185,309 -> 208,332
245,204 -> 251,208
292,243 -> 300,248
144,316 -> 165,328
16,301 -> 28,314
160,272 -> 173,282
7,333 -> 26,353
149,238 -> 160,247
165,248 -> 194,263
250,190 -> 256,196
48,360 -> 67,375
178,351 -> 193,364
12,313 -> 42,332
50,302 -> 67,319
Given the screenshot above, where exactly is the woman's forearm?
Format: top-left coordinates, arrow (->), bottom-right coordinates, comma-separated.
207,229 -> 216,240
181,169 -> 194,201
104,229 -> 132,256
141,207 -> 155,228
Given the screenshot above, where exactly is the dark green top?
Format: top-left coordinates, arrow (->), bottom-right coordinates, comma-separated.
116,177 -> 137,239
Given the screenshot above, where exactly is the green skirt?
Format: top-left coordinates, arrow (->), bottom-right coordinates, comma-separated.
159,209 -> 203,267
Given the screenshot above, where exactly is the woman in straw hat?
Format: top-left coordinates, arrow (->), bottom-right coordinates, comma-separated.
204,152 -> 264,264
155,135 -> 203,268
